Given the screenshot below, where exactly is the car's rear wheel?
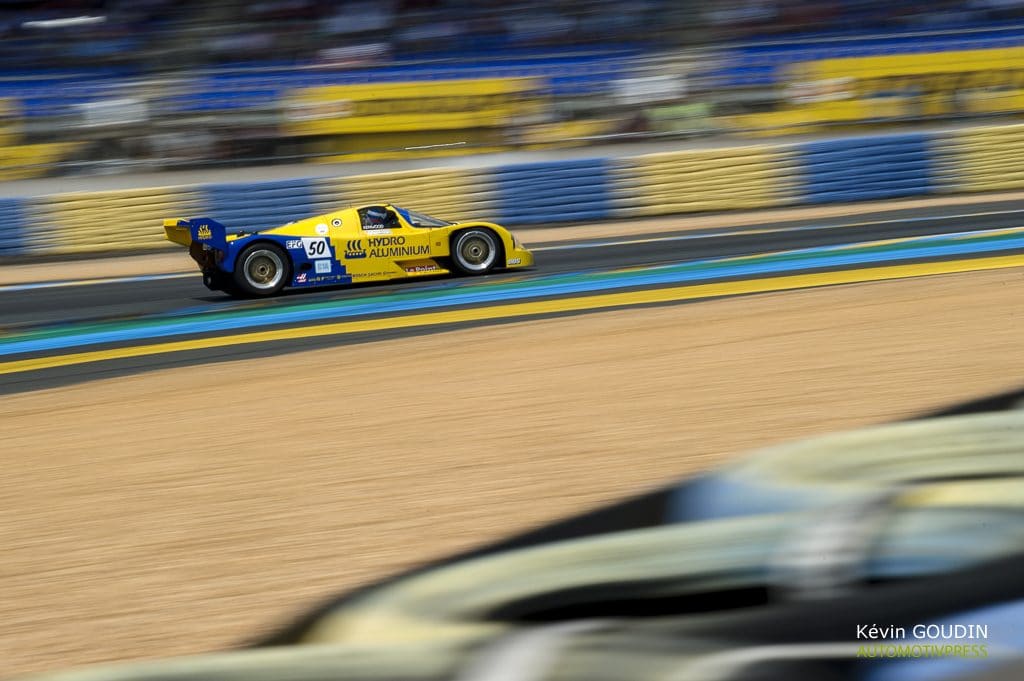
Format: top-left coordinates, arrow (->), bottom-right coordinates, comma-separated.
202,270 -> 233,292
233,243 -> 290,297
451,229 -> 500,275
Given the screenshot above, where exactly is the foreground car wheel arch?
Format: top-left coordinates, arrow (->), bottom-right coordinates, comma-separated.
232,242 -> 292,297
451,228 -> 502,275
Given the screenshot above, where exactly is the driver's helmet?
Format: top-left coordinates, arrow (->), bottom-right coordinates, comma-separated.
364,207 -> 388,226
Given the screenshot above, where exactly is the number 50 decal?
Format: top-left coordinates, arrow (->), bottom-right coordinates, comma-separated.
301,237 -> 331,259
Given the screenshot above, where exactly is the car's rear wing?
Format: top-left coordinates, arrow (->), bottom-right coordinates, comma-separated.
163,217 -> 229,250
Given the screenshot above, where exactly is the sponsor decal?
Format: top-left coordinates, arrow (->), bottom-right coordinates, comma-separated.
315,223 -> 329,235
295,272 -> 308,284
507,257 -> 522,265
364,229 -> 392,235
196,225 -> 212,241
376,244 -> 430,258
331,218 -> 343,227
365,235 -> 430,258
344,235 -> 430,259
285,239 -> 303,250
301,237 -> 331,259
404,264 -> 439,273
308,274 -> 346,284
367,236 -> 404,247
315,260 -> 332,274
345,239 -> 367,259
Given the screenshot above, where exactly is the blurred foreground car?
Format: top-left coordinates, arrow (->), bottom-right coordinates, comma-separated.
26,388 -> 1024,681
163,204 -> 533,297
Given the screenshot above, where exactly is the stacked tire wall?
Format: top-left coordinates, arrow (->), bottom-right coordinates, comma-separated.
1,125 -> 1019,256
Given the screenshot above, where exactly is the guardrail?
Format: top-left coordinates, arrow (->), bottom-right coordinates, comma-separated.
2,122 -> 1023,257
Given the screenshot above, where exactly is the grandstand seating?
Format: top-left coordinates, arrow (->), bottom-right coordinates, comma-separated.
707,25 -> 1024,87
0,49 -> 640,118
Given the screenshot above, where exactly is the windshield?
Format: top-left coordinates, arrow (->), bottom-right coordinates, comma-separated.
395,207 -> 452,228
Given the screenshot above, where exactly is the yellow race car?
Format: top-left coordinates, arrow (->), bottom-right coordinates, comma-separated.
164,203 -> 534,297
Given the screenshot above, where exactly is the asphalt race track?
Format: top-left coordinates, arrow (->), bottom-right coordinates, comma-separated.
3,200 -> 1024,393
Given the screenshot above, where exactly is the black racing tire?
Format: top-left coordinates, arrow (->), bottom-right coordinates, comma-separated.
450,228 -> 501,275
202,270 -> 234,292
232,242 -> 291,297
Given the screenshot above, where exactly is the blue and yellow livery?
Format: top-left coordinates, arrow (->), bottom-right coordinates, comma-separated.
164,203 -> 534,297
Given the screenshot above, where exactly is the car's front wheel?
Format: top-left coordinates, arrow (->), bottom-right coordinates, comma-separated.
451,229 -> 500,275
233,243 -> 291,297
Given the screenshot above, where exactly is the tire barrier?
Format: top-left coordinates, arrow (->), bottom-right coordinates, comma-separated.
2,123 -> 1022,258
200,178 -> 332,232
614,145 -> 796,217
793,133 -> 935,204
24,186 -> 200,255
0,198 -> 28,255
942,123 -> 1024,193
492,158 -> 613,225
